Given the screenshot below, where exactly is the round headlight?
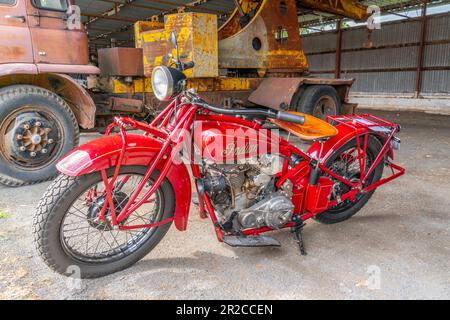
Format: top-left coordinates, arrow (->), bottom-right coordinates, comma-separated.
152,66 -> 174,101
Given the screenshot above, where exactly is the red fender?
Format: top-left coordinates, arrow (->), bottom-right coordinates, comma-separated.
56,134 -> 191,231
307,124 -> 371,162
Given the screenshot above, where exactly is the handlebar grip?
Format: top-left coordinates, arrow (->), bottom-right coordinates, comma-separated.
277,112 -> 305,125
183,61 -> 195,70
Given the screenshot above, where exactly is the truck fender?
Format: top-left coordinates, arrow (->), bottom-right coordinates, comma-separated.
56,134 -> 192,231
0,70 -> 96,129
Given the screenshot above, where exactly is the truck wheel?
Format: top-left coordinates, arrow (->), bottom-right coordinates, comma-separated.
294,85 -> 341,119
0,85 -> 79,187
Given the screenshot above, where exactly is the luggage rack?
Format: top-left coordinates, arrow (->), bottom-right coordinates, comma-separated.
326,114 -> 399,135
325,114 -> 405,193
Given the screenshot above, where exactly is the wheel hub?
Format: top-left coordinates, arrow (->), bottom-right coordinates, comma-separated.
9,113 -> 58,163
87,192 -> 130,231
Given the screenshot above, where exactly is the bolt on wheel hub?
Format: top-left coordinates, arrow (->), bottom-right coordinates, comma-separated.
8,113 -> 60,165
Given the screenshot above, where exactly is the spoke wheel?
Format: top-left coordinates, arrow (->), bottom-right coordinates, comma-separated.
313,135 -> 384,224
33,166 -> 175,278
60,173 -> 163,264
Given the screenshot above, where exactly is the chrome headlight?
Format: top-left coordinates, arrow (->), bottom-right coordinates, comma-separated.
152,66 -> 174,101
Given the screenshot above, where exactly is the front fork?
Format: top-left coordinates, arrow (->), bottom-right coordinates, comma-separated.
95,107 -> 198,231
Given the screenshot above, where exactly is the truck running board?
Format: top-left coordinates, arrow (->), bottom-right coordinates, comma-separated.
222,235 -> 281,247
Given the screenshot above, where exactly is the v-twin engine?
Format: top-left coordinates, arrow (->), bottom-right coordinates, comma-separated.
238,193 -> 294,229
202,155 -> 294,232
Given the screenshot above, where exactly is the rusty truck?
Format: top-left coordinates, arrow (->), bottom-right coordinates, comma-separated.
0,0 -> 369,186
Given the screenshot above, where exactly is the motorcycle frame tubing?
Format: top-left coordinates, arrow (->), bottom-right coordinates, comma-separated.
94,95 -> 405,240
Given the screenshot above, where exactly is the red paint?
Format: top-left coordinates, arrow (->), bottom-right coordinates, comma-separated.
57,133 -> 192,231
55,95 -> 404,242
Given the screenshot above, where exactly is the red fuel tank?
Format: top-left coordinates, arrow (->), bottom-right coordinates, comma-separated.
193,117 -> 281,164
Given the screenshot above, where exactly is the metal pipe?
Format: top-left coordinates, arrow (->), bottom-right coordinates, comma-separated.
335,19 -> 343,79
415,0 -> 428,98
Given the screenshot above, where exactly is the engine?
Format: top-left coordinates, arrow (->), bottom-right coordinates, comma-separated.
201,154 -> 294,232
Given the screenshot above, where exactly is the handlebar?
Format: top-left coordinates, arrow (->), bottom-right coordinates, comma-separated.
276,112 -> 305,124
182,61 -> 195,70
194,97 -> 305,125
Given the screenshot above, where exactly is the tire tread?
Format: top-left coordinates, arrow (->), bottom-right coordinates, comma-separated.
0,85 -> 80,187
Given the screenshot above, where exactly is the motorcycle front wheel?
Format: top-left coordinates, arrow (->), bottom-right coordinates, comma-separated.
33,166 -> 175,279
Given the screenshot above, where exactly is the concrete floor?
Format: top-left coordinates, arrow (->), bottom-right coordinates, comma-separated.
0,109 -> 449,300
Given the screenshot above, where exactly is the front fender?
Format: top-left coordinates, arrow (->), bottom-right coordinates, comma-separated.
56,134 -> 192,231
307,124 -> 370,162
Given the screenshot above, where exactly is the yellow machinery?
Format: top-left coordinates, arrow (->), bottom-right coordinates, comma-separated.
104,0 -> 369,116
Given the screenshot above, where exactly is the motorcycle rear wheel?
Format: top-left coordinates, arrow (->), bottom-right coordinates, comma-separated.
313,135 -> 384,224
33,166 -> 175,279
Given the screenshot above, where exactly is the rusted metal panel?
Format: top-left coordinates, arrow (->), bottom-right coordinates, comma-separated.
165,12 -> 219,78
218,0 -> 262,40
0,63 -> 38,77
248,78 -> 303,109
35,73 -> 96,129
25,1 -> 89,65
301,0 -> 369,21
139,12 -> 218,78
37,64 -> 100,75
134,19 -> 164,48
0,0 -> 33,64
218,0 -> 308,72
139,28 -> 167,77
98,48 -> 144,76
106,97 -> 144,113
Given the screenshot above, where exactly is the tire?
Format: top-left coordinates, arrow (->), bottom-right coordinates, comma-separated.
0,85 -> 79,187
33,166 -> 175,279
294,85 -> 341,119
313,135 -> 384,224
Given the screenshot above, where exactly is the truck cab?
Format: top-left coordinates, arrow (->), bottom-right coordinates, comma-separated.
0,0 -> 98,187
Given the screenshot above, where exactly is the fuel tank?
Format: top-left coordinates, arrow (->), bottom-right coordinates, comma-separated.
193,116 -> 281,164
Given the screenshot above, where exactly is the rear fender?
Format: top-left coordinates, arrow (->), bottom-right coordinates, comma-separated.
307,124 -> 371,162
57,134 -> 191,231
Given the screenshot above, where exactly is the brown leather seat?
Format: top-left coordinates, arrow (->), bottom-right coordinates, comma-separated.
269,111 -> 338,141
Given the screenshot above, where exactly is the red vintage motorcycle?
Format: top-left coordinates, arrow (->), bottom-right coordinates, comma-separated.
33,35 -> 404,279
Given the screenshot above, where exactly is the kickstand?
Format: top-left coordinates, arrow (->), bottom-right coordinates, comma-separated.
291,216 -> 307,256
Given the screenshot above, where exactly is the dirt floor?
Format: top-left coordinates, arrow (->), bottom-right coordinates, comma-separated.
0,109 -> 449,300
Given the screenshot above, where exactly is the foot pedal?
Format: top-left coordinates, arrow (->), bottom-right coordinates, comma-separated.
222,235 -> 281,247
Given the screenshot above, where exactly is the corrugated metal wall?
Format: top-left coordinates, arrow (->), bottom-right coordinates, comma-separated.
302,13 -> 450,96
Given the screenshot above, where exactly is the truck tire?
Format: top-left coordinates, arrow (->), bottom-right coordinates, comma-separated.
294,85 -> 341,119
0,85 -> 79,187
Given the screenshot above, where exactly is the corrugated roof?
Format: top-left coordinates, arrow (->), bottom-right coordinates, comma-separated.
77,0 -> 436,49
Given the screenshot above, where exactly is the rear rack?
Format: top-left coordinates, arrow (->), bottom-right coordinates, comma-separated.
325,113 -> 405,194
326,114 -> 399,135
